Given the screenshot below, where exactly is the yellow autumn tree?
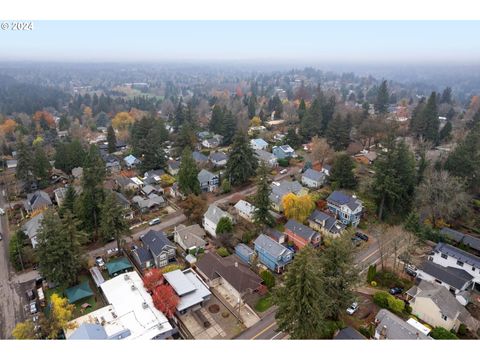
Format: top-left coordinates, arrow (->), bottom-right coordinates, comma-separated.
250,116 -> 261,127
45,293 -> 75,339
83,106 -> 93,119
112,112 -> 135,131
12,320 -> 36,339
282,193 -> 315,223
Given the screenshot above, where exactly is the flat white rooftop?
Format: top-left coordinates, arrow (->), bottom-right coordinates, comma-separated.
164,269 -> 211,312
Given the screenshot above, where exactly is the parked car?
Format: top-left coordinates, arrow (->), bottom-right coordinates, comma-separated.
279,169 -> 288,175
405,264 -> 417,277
29,301 -> 38,314
25,289 -> 36,301
389,287 -> 404,295
0,207 -> 5,215
0,232 -> 2,241
95,256 -> 105,268
346,302 -> 359,315
148,218 -> 161,226
355,232 -> 369,241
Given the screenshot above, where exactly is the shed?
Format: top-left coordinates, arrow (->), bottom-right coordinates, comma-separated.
106,257 -> 133,278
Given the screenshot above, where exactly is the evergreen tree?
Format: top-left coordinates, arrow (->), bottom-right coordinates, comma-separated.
374,80 -> 389,114
298,99 -> 307,121
274,246 -> 330,339
247,96 -> 256,119
16,139 -> 34,190
299,98 -> 322,140
32,145 -> 51,187
209,105 -> 224,134
329,153 -> 357,189
139,121 -> 168,173
176,122 -> 197,151
221,109 -> 237,145
99,192 -> 131,251
9,230 -> 28,271
225,132 -> 258,186
423,92 -> 440,143
60,185 -> 77,217
373,138 -> 416,221
320,95 -> 336,133
409,98 -> 426,137
173,98 -> 185,130
319,235 -> 359,320
439,121 -> 452,143
253,163 -> 275,227
284,128 -> 302,149
178,147 -> 200,195
268,95 -> 283,119
325,114 -> 351,151
440,87 -> 452,104
107,125 -> 117,153
36,210 -> 84,287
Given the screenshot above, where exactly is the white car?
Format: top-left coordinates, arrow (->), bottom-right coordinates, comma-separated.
95,256 -> 105,268
279,169 -> 288,175
148,218 -> 161,226
0,208 -> 5,215
30,302 -> 38,314
346,302 -> 359,315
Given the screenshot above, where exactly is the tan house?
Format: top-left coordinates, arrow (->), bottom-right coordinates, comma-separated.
406,280 -> 479,332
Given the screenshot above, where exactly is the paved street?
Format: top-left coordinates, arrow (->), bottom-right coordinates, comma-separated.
235,308 -> 285,340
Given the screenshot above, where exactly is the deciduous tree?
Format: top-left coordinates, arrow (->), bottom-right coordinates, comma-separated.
143,268 -> 164,293
282,193 -> 315,223
152,284 -> 179,319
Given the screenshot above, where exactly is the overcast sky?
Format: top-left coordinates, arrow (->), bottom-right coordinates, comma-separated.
1,21 -> 479,64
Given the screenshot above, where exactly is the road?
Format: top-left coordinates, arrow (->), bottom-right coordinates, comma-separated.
235,309 -> 285,340
0,185 -> 26,339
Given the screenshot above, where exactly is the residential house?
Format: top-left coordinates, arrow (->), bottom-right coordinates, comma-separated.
374,309 -> 431,340
103,154 -> 121,173
269,180 -> 306,212
115,176 -> 140,192
265,228 -> 286,244
250,138 -> 268,151
326,191 -> 363,227
135,230 -> 176,269
197,131 -> 211,141
235,243 -> 255,265
113,191 -> 134,220
202,204 -> 234,238
416,261 -> 474,298
143,169 -> 165,185
192,151 -> 209,166
197,169 -> 219,193
255,149 -> 278,168
195,252 -> 263,301
71,167 -> 83,180
167,160 -> 180,176
272,144 -> 295,159
209,152 -> 228,167
6,159 -> 17,170
334,327 -> 367,340
23,213 -> 44,248
426,242 -> 480,290
234,200 -> 256,222
248,125 -> 266,136
308,210 -> 346,238
406,280 -> 479,332
123,154 -> 141,169
141,184 -> 163,197
301,168 -> 326,189
163,269 -> 211,315
354,150 -> 378,165
173,224 -> 207,254
53,187 -> 68,207
202,134 -> 223,148
24,190 -> 52,213
132,194 -> 166,213
440,228 -> 480,253
284,219 -> 321,249
253,234 -> 293,273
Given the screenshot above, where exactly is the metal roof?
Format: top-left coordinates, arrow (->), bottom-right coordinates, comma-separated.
254,234 -> 292,259
434,242 -> 480,268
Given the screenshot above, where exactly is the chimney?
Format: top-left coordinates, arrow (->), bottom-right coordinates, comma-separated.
235,262 -> 238,268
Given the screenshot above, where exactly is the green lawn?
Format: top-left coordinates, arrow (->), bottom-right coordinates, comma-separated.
255,295 -> 273,312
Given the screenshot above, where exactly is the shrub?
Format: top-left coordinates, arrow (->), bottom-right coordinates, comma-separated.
457,324 -> 467,336
216,217 -> 233,235
387,296 -> 405,313
358,326 -> 372,339
367,265 -> 377,283
277,158 -> 289,167
405,305 -> 412,314
373,291 -> 390,308
430,327 -> 459,340
216,247 -> 229,257
260,270 -> 276,289
221,179 -> 231,194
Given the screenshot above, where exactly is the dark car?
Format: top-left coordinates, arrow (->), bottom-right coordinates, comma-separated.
26,289 -> 36,301
389,287 -> 404,295
355,232 -> 369,241
0,233 -> 2,241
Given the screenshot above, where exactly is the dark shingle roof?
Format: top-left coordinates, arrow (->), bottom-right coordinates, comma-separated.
285,219 -> 319,241
303,168 -> 325,182
133,246 -> 154,266
334,327 -> 367,340
209,152 -> 228,162
254,234 -> 292,258
440,228 -> 480,252
419,261 -> 473,290
140,230 -> 174,257
327,191 -> 362,212
192,151 -> 208,163
308,210 -> 346,234
434,242 -> 480,268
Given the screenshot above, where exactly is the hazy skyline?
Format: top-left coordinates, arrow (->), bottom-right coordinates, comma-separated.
1,21 -> 480,64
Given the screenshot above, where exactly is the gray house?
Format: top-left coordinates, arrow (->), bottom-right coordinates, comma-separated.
136,230 -> 176,269
301,168 -> 326,188
24,191 -> 52,213
374,309 -> 431,340
308,210 -> 346,238
173,224 -> 207,254
197,169 -> 219,193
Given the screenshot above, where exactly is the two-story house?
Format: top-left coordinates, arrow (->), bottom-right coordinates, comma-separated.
209,152 -> 228,167
24,190 -> 52,214
284,219 -> 321,249
269,180 -> 306,212
326,191 -> 363,227
197,169 -> 220,193
234,200 -> 256,222
202,204 -> 234,238
440,227 -> 480,253
123,154 -> 141,169
135,230 -> 176,269
255,149 -> 278,168
308,210 -> 346,238
253,234 -> 293,273
301,168 -> 326,189
173,224 -> 207,254
250,138 -> 268,151
272,144 -> 295,159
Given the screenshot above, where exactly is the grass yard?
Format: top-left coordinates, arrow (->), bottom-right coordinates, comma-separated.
255,294 -> 273,312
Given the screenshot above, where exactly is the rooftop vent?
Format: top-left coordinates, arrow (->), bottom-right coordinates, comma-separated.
124,274 -> 130,280
142,302 -> 148,309
131,284 -> 136,291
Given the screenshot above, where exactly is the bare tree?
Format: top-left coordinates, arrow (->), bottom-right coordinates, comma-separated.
417,169 -> 471,227
311,136 -> 334,166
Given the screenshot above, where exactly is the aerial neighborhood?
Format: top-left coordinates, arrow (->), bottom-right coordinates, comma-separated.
1,62 -> 480,342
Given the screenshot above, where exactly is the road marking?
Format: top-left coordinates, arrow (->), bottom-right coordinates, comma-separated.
251,321 -> 277,340
271,331 -> 284,340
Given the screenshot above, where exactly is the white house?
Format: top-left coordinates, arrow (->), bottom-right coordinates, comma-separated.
301,168 -> 326,189
202,204 -> 233,238
234,200 -> 257,222
250,138 -> 268,151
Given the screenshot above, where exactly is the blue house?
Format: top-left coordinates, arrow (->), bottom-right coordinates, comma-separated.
254,234 -> 293,273
235,243 -> 254,265
326,191 -> 363,227
124,154 -> 141,168
272,145 -> 295,159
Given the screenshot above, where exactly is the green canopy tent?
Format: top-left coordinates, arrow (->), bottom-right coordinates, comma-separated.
65,281 -> 94,304
106,257 -> 133,278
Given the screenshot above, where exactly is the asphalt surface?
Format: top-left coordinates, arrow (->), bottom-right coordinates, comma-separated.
235,309 -> 285,340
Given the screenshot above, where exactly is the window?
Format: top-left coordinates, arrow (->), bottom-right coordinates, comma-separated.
457,260 -> 464,267
441,253 -> 448,259
441,314 -> 448,321
473,267 -> 476,272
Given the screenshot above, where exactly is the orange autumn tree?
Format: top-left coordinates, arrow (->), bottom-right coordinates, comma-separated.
0,118 -> 17,135
282,193 -> 315,223
152,284 -> 179,319
143,268 -> 164,293
32,110 -> 55,129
